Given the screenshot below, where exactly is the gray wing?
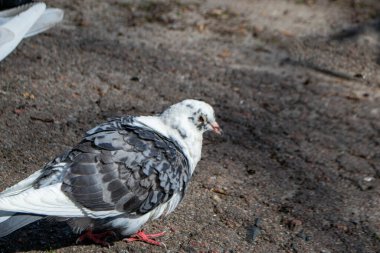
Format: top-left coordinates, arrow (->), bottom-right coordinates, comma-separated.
58,117 -> 190,216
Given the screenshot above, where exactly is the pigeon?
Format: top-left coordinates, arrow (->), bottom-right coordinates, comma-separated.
0,99 -> 221,246
0,2 -> 64,62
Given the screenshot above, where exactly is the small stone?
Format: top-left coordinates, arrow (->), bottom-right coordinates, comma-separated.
211,187 -> 227,195
30,113 -> 55,123
287,219 -> 303,231
22,92 -> 35,99
212,194 -> 222,203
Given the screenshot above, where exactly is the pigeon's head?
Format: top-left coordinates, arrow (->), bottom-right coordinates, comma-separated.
161,99 -> 222,135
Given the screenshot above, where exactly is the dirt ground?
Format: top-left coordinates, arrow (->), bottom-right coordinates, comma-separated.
0,0 -> 380,252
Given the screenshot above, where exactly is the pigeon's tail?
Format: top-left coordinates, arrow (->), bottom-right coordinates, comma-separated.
0,169 -> 45,237
0,211 -> 44,237
0,169 -> 42,198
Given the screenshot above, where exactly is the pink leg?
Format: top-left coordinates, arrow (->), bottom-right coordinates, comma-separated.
123,230 -> 166,246
76,229 -> 116,247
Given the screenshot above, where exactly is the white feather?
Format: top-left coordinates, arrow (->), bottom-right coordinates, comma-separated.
109,192 -> 183,235
165,192 -> 183,215
0,183 -> 123,219
0,169 -> 42,197
134,115 -> 201,172
0,3 -> 45,61
109,214 -> 151,236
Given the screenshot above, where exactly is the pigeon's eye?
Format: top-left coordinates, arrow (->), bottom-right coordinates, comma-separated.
198,115 -> 205,124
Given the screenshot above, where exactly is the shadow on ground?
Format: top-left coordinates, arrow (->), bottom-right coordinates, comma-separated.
0,220 -> 76,253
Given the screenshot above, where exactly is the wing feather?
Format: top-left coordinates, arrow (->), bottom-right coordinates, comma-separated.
0,116 -> 190,219
0,183 -> 122,218
0,170 -> 42,197
61,117 -> 191,216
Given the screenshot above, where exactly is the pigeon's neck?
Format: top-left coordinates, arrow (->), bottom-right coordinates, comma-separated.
134,116 -> 202,171
164,115 -> 203,168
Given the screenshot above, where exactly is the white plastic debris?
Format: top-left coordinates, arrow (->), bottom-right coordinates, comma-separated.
0,2 -> 64,62
363,176 -> 374,182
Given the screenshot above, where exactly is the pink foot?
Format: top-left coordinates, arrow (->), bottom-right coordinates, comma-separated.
76,229 -> 116,247
123,230 -> 166,246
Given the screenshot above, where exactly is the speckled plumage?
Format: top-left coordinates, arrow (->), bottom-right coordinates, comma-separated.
0,99 -> 220,239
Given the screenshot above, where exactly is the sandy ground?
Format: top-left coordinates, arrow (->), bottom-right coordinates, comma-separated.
0,0 -> 380,252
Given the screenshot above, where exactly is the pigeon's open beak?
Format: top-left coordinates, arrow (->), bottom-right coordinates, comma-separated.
211,122 -> 222,135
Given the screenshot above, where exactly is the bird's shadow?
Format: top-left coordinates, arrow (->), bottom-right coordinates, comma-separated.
0,219 -> 78,253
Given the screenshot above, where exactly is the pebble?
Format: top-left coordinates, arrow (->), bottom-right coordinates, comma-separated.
287,219 -> 303,231
212,194 -> 222,203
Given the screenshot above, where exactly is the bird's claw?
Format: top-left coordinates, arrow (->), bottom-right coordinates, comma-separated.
123,230 -> 166,246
